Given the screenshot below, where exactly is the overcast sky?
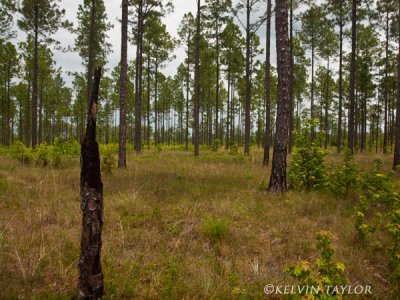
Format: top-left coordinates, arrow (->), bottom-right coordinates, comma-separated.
14,0 -> 279,88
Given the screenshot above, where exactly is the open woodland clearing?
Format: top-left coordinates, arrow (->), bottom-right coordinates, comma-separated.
0,148 -> 398,299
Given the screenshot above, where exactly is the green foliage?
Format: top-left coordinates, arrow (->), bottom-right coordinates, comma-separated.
211,139 -> 220,152
34,144 -> 50,167
326,149 -> 359,197
100,144 -> 116,174
53,136 -> 80,156
11,141 -> 33,164
288,120 -> 328,191
354,196 -> 375,242
229,142 -> 238,155
285,231 -> 348,298
203,217 -> 229,242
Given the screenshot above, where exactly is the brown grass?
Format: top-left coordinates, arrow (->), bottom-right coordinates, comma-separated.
0,148 -> 395,299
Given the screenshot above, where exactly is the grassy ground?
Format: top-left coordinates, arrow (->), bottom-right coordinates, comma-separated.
0,148 -> 395,299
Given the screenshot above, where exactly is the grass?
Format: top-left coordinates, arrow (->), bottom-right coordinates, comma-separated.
0,147 -> 396,299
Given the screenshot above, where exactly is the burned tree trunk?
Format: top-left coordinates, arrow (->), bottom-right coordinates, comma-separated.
78,67 -> 104,299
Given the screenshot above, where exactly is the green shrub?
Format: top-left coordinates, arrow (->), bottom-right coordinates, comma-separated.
34,144 -> 51,167
203,217 -> 229,242
285,231 -> 348,298
326,149 -> 359,197
229,142 -> 238,155
211,139 -> 220,152
53,136 -> 80,156
11,141 -> 33,164
288,120 -> 328,191
100,144 -> 115,174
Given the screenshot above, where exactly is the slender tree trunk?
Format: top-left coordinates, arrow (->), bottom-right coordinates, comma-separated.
78,67 -> 104,299
269,0 -> 290,192
147,55 -> 151,150
86,0 -> 96,111
324,57 -> 330,149
244,0 -> 251,155
215,10 -> 220,141
393,2 -> 400,169
134,0 -> 144,154
337,8 -> 343,152
32,3 -> 39,148
185,35 -> 190,151
348,0 -> 357,152
263,0 -> 272,166
311,36 -> 315,140
384,11 -> 389,154
288,0 -> 294,153
118,0 -> 128,168
194,0 -> 201,156
226,68 -> 231,149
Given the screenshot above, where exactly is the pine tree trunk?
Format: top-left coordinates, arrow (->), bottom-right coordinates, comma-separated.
86,0 -> 96,111
393,2 -> 400,170
288,0 -> 294,153
118,0 -> 128,168
244,0 -> 251,155
78,67 -> 104,299
268,0 -> 290,192
194,0 -> 201,156
263,0 -> 272,166
348,0 -> 357,152
134,0 -> 143,154
337,8 -> 343,152
32,3 -> 39,148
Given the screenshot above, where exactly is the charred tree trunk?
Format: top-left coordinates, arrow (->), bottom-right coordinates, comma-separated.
78,67 -> 104,299
269,0 -> 290,192
244,0 -> 251,155
337,6 -> 343,152
263,0 -> 272,166
32,3 -> 39,148
118,0 -> 128,168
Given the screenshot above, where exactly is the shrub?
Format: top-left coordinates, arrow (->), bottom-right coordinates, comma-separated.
288,120 -> 328,191
11,141 -> 33,164
34,144 -> 51,167
100,144 -> 115,174
203,217 -> 229,242
53,136 -> 80,156
285,231 -> 348,298
211,139 -> 220,152
326,149 -> 359,197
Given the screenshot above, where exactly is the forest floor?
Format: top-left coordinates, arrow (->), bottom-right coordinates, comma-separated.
0,148 -> 395,299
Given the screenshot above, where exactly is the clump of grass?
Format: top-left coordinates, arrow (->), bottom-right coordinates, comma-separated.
203,217 -> 230,242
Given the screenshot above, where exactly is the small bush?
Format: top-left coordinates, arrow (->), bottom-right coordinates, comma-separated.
285,231 -> 348,297
326,149 -> 359,197
203,217 -> 229,242
34,144 -> 50,167
100,144 -> 115,174
211,139 -> 220,152
288,120 -> 328,191
11,141 -> 33,164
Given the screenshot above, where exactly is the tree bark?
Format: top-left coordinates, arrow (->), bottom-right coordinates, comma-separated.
86,0 -> 96,111
78,67 -> 104,299
348,0 -> 357,152
244,0 -> 251,155
32,2 -> 39,148
337,6 -> 343,152
118,0 -> 128,168
194,0 -> 201,156
268,0 -> 290,192
393,1 -> 400,170
263,0 -> 271,166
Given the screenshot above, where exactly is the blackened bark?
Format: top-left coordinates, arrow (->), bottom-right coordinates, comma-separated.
118,0 -> 128,168
393,2 -> 400,170
348,0 -> 356,152
194,0 -> 201,156
263,0 -> 271,166
78,67 -> 104,299
268,0 -> 290,192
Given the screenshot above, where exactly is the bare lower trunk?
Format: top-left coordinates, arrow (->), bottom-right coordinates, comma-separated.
269,0 -> 290,192
78,67 -> 104,299
348,0 -> 356,152
393,3 -> 400,170
194,0 -> 201,156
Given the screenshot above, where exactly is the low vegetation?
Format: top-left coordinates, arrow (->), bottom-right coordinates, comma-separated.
0,144 -> 398,299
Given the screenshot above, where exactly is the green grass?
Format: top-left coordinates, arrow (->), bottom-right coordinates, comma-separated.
0,147 -> 396,299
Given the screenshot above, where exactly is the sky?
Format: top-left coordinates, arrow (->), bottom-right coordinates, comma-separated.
13,0 -> 278,88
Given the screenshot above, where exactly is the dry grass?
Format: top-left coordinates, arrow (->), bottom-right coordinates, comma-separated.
0,148 -> 395,299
